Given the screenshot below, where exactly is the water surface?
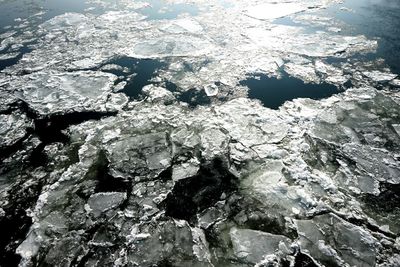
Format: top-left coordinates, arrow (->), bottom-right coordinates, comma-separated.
240,73 -> 339,109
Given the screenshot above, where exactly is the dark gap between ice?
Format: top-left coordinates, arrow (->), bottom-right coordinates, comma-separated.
168,85 -> 211,108
163,158 -> 237,222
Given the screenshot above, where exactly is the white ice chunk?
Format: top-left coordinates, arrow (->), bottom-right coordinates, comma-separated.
363,70 -> 397,82
172,160 -> 200,181
142,84 -> 175,103
11,71 -> 117,115
204,84 -> 218,96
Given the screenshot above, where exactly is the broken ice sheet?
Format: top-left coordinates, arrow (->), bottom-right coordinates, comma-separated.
244,25 -> 377,58
8,86 -> 400,267
295,213 -> 379,267
0,113 -> 31,150
130,35 -> 214,58
2,0 -> 400,267
6,70 -> 118,115
363,70 -> 397,83
2,0 -> 380,97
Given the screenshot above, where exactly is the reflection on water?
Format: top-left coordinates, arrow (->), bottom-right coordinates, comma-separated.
326,0 -> 400,74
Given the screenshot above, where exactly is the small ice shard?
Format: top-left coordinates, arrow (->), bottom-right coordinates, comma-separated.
340,7 -> 353,12
284,62 -> 320,83
105,92 -> 129,110
200,127 -> 229,159
244,26 -> 376,57
142,84 -> 175,103
87,192 -> 127,217
328,27 -> 342,33
242,161 -> 314,215
41,12 -> 89,30
204,84 -> 218,96
314,60 -> 347,85
392,124 -> 400,137
390,79 -> 400,87
197,207 -> 224,229
106,132 -> 172,174
172,160 -> 200,181
342,143 -> 400,184
246,3 -> 307,20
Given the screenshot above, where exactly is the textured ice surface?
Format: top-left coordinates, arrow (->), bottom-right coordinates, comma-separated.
296,214 -> 378,266
4,71 -> 119,115
1,0 -> 400,266
230,227 -> 292,264
87,192 -> 127,217
0,113 -> 31,150
6,86 -> 398,266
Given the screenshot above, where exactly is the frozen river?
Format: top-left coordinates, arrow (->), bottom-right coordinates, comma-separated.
1,0 -> 400,266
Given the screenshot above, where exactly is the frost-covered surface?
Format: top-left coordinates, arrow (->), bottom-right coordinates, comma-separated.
1,0 -> 400,266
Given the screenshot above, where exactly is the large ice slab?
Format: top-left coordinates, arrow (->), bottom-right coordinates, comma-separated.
7,71 -> 118,115
230,227 -> 292,264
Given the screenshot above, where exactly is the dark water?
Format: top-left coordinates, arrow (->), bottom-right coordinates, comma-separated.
120,59 -> 166,99
240,73 -> 339,109
100,57 -> 166,99
178,88 -> 211,108
165,80 -> 218,108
